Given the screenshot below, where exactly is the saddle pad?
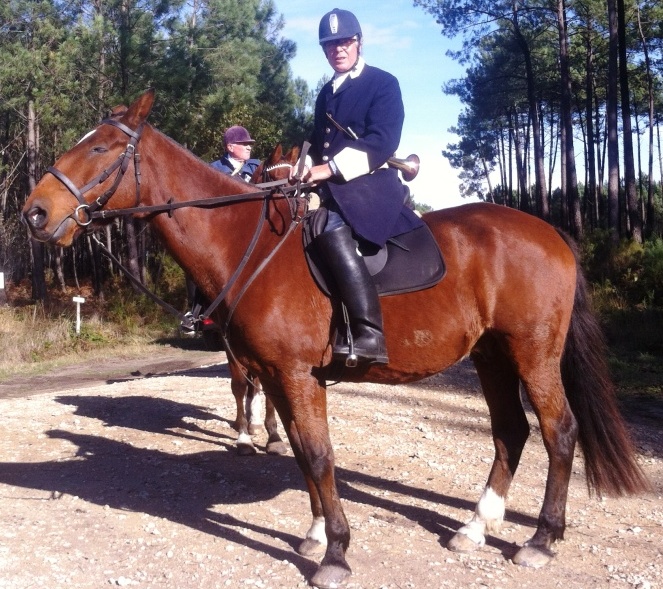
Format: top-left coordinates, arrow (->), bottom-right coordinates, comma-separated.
302,209 -> 446,297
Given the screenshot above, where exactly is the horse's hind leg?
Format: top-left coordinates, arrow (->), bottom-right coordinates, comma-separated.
448,346 -> 529,554
513,358 -> 578,567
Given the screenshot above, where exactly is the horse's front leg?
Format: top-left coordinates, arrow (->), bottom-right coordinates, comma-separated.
267,381 -> 352,589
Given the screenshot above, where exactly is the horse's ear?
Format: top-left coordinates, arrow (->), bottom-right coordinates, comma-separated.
267,143 -> 283,164
109,105 -> 128,119
122,88 -> 155,129
285,145 -> 300,165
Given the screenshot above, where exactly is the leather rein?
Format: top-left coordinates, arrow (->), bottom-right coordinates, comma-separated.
46,117 -> 311,342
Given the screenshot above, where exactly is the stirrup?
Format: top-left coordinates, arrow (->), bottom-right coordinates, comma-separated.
333,304 -> 388,366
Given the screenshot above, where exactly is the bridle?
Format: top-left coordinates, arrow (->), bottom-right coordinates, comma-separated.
46,118 -> 145,227
260,161 -> 293,184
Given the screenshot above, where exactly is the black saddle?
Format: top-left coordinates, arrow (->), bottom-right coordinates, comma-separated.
302,208 -> 446,297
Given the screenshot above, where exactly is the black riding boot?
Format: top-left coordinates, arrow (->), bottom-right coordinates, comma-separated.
315,225 -> 388,365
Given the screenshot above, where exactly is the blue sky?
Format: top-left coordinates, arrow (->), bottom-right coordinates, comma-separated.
272,0 -> 476,210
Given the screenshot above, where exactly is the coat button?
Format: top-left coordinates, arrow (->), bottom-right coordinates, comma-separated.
322,155 -> 329,162
325,127 -> 331,134
323,142 -> 330,148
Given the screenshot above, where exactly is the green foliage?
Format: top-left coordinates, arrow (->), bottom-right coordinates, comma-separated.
582,231 -> 663,309
0,0 -> 313,298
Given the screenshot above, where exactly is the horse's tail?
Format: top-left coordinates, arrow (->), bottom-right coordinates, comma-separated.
559,232 -> 651,497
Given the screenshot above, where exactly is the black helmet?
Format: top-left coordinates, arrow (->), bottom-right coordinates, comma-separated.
318,8 -> 362,45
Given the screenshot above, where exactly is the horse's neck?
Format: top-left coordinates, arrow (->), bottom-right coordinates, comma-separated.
144,128 -> 264,298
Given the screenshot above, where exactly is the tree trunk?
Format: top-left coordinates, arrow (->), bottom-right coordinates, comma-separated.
584,20 -> 598,231
124,218 -> 143,289
560,108 -> 568,228
557,0 -> 581,238
27,99 -> 47,301
55,248 -> 66,292
512,14 -> 548,220
617,0 -> 642,243
606,0 -> 620,241
512,114 -> 529,213
636,6 -> 655,238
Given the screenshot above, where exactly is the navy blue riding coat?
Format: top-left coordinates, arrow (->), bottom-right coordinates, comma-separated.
309,63 -> 423,247
210,155 -> 260,182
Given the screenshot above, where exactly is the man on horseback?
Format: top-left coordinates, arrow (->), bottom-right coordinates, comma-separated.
294,8 -> 424,365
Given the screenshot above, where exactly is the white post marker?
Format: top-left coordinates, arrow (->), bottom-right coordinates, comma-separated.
73,296 -> 86,334
0,272 -> 6,305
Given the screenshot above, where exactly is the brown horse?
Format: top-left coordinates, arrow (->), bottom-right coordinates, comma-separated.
23,90 -> 649,589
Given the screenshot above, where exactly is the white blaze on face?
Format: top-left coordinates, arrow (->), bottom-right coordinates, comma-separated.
76,129 -> 97,145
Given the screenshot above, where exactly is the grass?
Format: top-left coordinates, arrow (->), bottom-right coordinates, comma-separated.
0,279 -> 183,380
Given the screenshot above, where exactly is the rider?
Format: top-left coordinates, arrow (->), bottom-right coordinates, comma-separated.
210,125 -> 261,182
295,8 -> 424,365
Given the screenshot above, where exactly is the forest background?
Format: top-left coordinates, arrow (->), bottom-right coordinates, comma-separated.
0,0 -> 661,389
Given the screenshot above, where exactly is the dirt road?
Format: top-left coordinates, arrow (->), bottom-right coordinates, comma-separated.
0,345 -> 660,588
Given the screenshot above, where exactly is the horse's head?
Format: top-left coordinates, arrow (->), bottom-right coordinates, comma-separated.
23,89 -> 156,247
251,144 -> 300,184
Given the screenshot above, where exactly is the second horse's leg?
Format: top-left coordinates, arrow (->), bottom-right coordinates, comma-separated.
263,392 -> 288,455
228,358 -> 257,456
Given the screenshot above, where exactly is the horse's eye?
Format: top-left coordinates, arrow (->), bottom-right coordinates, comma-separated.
91,146 -> 108,154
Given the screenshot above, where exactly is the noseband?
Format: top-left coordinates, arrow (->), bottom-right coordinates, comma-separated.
47,118 -> 144,227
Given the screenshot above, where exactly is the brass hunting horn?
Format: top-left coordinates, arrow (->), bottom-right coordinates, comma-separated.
388,154 -> 420,182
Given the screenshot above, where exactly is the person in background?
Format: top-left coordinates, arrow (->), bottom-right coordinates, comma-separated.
293,8 -> 424,365
210,125 -> 261,182
181,125 -> 260,333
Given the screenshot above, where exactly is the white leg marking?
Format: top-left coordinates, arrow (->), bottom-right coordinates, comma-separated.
457,487 -> 505,545
476,486 -> 506,527
247,390 -> 264,427
305,516 -> 328,545
236,432 -> 254,447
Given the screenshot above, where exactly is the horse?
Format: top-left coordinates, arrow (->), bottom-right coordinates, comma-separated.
23,90 -> 649,589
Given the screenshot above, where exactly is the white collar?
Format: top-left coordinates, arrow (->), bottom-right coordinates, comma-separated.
227,156 -> 244,170
332,57 -> 365,93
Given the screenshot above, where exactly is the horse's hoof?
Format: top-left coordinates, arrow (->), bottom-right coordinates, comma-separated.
248,424 -> 264,436
297,537 -> 326,556
266,440 -> 288,455
447,532 -> 482,553
512,545 -> 554,568
310,563 -> 352,589
236,443 -> 257,456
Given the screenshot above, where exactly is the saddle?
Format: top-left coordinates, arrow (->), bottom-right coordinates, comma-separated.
302,208 -> 446,298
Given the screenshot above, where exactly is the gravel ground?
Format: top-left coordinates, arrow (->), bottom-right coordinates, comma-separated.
0,347 -> 661,589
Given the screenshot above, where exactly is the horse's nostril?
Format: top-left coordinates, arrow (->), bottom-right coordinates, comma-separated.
25,206 -> 48,230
